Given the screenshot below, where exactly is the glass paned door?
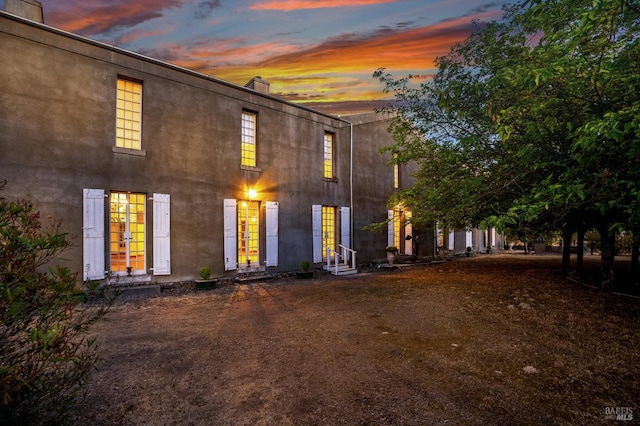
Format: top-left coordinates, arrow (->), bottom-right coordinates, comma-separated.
322,206 -> 335,260
238,201 -> 259,266
110,192 -> 146,274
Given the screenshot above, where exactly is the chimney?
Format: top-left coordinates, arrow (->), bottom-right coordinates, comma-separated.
4,0 -> 44,23
245,76 -> 270,94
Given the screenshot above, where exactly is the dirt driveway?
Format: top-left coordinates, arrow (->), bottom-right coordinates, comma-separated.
71,255 -> 639,425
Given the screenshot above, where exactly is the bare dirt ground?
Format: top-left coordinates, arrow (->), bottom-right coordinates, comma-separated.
71,254 -> 640,425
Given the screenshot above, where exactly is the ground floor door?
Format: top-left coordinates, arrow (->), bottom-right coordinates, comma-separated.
238,200 -> 259,267
223,198 -> 278,271
110,192 -> 146,274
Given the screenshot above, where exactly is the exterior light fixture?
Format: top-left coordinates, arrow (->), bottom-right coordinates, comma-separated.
248,188 -> 257,199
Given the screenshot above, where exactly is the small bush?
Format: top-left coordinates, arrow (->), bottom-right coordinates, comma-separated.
0,189 -> 111,424
198,266 -> 211,280
300,261 -> 310,272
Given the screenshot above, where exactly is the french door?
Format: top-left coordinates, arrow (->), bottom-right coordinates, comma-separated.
110,192 -> 146,274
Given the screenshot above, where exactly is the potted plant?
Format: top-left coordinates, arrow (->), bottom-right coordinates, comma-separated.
296,260 -> 314,279
466,246 -> 472,257
385,246 -> 398,265
195,266 -> 217,290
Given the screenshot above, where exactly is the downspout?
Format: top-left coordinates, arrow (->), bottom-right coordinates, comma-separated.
349,120 -> 353,251
337,116 -> 354,255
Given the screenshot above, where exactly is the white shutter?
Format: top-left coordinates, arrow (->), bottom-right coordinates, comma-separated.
224,199 -> 237,271
340,206 -> 351,262
448,231 -> 455,251
83,189 -> 105,281
340,206 -> 350,249
265,201 -> 278,267
404,211 -> 413,255
466,231 -> 473,249
387,210 -> 394,247
153,193 -> 171,275
312,205 -> 322,263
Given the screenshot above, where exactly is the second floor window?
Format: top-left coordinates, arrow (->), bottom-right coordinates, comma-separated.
241,111 -> 257,167
393,153 -> 400,189
323,132 -> 333,179
116,78 -> 142,150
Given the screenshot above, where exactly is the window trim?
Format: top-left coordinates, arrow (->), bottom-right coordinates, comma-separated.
113,146 -> 147,156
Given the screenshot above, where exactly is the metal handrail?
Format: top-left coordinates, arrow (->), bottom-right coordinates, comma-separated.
325,245 -> 357,274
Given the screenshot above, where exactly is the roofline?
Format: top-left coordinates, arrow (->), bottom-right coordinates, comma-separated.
0,10 -> 353,125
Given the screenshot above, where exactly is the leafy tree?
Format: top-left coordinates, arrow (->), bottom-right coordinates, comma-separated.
0,183 -> 111,424
494,0 -> 640,285
375,0 -> 640,286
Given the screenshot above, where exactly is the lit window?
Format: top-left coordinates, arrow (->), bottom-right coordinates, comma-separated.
393,153 -> 400,189
241,111 -> 257,167
393,209 -> 402,249
322,206 -> 335,259
116,78 -> 142,150
324,133 -> 333,179
110,192 -> 145,273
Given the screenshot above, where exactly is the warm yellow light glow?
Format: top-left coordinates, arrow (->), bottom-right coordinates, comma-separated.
248,188 -> 257,199
116,79 -> 142,150
323,133 -> 333,179
241,112 -> 257,167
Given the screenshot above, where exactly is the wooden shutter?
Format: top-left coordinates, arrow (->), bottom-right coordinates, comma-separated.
223,199 -> 237,271
83,188 -> 105,281
312,205 -> 322,263
387,210 -> 394,247
340,206 -> 350,249
153,193 -> 171,275
265,201 -> 278,267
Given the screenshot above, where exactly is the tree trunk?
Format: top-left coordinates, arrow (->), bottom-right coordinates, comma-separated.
576,225 -> 586,276
598,225 -> 616,289
562,226 -> 573,275
632,229 -> 639,274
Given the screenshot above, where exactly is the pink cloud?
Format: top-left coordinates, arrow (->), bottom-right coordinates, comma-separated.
46,0 -> 187,37
249,0 -> 397,11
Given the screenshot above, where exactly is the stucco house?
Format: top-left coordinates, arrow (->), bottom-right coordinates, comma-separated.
1,1 -> 499,288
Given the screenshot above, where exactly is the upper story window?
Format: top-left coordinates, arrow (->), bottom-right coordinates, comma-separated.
116,77 -> 142,150
393,153 -> 400,189
241,111 -> 257,167
323,132 -> 334,179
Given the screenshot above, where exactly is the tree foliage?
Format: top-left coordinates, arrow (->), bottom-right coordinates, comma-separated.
375,0 -> 640,285
0,184 -> 111,424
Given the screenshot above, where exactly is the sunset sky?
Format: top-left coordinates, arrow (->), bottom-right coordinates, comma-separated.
36,0 -> 515,115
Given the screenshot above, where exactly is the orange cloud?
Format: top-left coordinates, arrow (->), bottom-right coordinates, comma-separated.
250,15 -> 488,76
152,11 -> 495,114
249,0 -> 397,11
114,28 -> 169,45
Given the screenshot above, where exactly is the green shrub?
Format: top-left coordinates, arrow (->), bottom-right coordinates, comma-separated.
0,190 -> 111,424
198,266 -> 211,280
300,260 -> 310,272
